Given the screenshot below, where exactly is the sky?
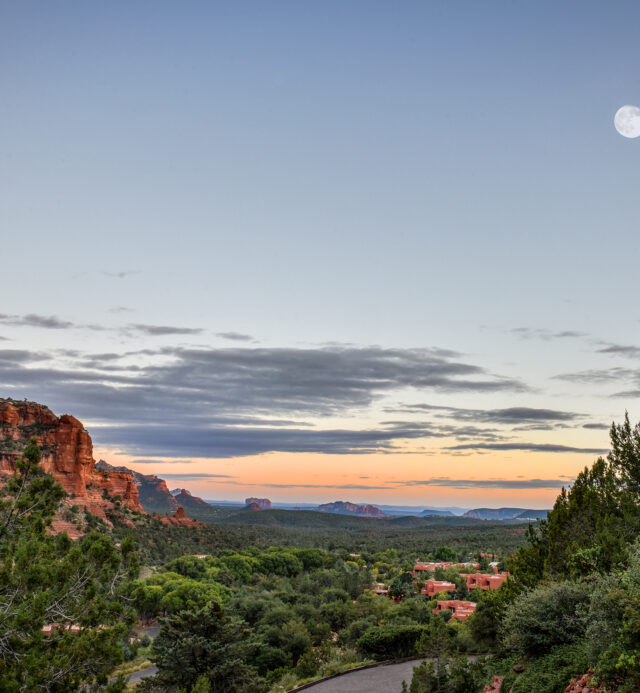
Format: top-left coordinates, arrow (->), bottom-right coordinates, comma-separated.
1,1 -> 640,509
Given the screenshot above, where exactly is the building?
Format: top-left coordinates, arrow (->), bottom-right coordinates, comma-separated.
460,572 -> 509,591
372,582 -> 389,595
421,579 -> 457,597
433,600 -> 477,622
412,561 -> 479,576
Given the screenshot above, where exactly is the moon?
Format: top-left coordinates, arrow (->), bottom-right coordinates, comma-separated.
614,105 -> 640,138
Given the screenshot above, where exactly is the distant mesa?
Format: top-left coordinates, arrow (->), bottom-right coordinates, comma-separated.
245,497 -> 272,509
463,507 -> 549,520
420,508 -> 454,517
317,501 -> 385,518
246,501 -> 263,511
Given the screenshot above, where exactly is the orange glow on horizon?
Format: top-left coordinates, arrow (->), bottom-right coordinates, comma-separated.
93,446 -> 594,509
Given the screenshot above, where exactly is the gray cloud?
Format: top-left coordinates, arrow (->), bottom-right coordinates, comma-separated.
582,423 -> 610,430
125,324 -> 204,336
446,442 -> 607,454
400,477 -> 571,489
0,313 -> 74,329
0,343 -> 530,457
597,344 -> 640,359
555,368 -> 638,385
217,332 -> 254,342
90,422 -> 438,458
511,327 -> 587,341
395,403 -> 581,427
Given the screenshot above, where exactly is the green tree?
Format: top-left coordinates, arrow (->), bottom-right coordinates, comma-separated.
0,439 -> 138,692
140,602 -> 260,692
415,616 -> 453,693
502,582 -> 589,657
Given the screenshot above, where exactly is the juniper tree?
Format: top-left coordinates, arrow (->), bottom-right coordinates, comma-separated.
0,439 -> 139,692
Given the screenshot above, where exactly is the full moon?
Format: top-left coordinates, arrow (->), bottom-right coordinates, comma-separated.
614,105 -> 640,138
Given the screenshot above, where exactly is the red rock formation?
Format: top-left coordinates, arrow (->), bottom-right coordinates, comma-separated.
157,506 -> 205,528
484,675 -> 503,692
247,501 -> 262,511
317,501 -> 385,518
0,399 -> 143,520
97,461 -> 179,514
173,488 -> 210,507
245,497 -> 272,509
565,671 -> 605,693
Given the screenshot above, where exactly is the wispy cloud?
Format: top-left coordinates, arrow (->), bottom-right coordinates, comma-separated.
155,473 -> 237,479
511,327 -> 587,341
394,403 -> 582,427
0,313 -> 75,329
399,477 -> 572,489
597,344 -> 640,359
125,324 -> 204,336
446,442 -> 607,454
555,367 -> 637,386
217,332 -> 254,342
0,343 -> 531,457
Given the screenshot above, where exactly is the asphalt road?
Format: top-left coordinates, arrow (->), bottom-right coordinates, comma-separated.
301,660 -> 427,693
126,665 -> 158,685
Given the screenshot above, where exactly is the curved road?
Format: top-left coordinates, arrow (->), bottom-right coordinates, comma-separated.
126,665 -> 158,685
301,660 -> 427,693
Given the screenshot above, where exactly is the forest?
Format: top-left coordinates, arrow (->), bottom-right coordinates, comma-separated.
3,417 -> 640,691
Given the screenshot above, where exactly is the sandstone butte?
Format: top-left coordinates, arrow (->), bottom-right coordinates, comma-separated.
0,399 -> 199,534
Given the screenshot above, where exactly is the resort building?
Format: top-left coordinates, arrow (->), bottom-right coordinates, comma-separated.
460,572 -> 509,591
433,600 -> 477,622
421,579 -> 457,597
412,561 -> 479,576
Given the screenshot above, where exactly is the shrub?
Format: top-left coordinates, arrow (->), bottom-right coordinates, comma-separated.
502,582 -> 589,657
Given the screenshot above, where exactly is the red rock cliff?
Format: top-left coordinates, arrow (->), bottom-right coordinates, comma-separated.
0,399 -> 143,518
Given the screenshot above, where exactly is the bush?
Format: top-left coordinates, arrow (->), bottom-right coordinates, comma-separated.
502,582 -> 589,657
357,624 -> 426,660
500,643 -> 590,693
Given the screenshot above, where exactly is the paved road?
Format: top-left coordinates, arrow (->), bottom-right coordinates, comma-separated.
134,623 -> 162,639
126,665 -> 158,685
301,660 -> 427,693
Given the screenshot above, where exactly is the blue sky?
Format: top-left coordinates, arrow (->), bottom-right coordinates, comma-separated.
1,2 -> 639,506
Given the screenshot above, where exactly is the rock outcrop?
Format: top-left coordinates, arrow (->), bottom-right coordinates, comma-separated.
173,488 -> 210,507
157,506 -> 205,528
96,461 -> 179,514
245,497 -> 272,509
0,399 -> 143,520
565,671 -> 605,693
317,501 -> 385,518
483,676 -> 503,692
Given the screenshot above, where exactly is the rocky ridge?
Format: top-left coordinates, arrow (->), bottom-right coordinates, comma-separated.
0,399 -> 143,525
317,501 -> 385,518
